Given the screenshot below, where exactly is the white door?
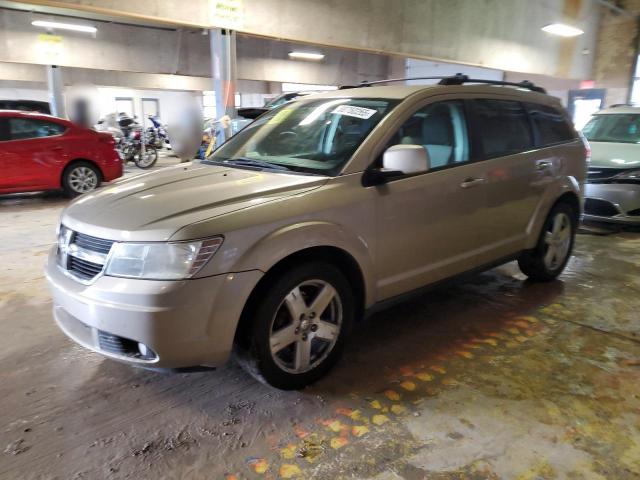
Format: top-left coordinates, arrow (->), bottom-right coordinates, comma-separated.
115,97 -> 135,118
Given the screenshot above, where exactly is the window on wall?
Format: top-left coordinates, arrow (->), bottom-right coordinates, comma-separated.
202,91 -> 216,119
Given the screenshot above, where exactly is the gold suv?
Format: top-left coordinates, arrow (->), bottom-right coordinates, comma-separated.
46,76 -> 588,389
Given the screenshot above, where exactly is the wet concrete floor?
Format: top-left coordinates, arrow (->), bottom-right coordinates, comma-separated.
1,187 -> 639,479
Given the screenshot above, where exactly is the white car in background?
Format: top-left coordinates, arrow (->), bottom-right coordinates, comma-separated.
582,105 -> 640,224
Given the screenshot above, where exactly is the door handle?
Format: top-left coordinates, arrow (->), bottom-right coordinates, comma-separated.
460,177 -> 486,189
536,160 -> 553,171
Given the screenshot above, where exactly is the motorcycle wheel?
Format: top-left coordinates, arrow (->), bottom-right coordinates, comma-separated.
134,145 -> 158,169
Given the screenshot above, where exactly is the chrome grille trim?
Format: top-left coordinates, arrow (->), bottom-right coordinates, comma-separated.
58,227 -> 115,283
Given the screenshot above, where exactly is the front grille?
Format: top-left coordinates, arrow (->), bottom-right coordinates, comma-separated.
587,168 -> 621,182
68,256 -> 104,280
59,228 -> 114,281
73,232 -> 114,254
584,198 -> 620,217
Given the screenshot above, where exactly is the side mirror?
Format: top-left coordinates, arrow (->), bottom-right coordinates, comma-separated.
383,144 -> 430,174
363,144 -> 430,186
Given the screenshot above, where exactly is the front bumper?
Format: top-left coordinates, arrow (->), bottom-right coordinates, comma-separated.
583,183 -> 640,225
45,248 -> 262,368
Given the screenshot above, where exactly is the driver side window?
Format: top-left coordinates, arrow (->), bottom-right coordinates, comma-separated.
386,101 -> 470,169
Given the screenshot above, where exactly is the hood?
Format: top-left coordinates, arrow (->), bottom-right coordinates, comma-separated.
62,163 -> 328,241
589,141 -> 640,169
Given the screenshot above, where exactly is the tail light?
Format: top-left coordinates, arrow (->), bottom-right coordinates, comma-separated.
578,132 -> 591,164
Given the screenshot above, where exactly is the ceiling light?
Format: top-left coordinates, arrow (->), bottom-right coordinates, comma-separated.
541,23 -> 584,37
32,20 -> 97,33
288,51 -> 325,61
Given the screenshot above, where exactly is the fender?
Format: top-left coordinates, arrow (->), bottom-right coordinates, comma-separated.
525,175 -> 582,249
225,220 -> 377,307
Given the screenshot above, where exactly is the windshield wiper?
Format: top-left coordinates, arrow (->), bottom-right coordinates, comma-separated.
222,157 -> 291,171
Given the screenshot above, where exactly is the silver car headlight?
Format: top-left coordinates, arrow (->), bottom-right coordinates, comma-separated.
105,236 -> 223,280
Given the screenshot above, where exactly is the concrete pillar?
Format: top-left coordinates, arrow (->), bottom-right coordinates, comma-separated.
209,28 -> 237,140
46,65 -> 65,118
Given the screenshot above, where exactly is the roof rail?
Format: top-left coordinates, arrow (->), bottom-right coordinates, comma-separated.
340,73 -> 546,94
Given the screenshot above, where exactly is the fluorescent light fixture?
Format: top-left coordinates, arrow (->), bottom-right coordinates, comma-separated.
288,51 -> 325,61
32,20 -> 97,33
541,23 -> 584,37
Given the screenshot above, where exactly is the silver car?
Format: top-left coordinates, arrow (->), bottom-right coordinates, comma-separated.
582,105 -> 640,224
46,78 -> 587,389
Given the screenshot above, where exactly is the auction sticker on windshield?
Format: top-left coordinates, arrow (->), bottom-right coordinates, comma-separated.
331,105 -> 377,119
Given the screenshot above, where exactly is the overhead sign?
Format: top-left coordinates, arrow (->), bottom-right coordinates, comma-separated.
37,34 -> 63,60
210,0 -> 244,30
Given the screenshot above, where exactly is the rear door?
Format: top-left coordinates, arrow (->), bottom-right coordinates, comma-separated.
0,117 -> 68,191
466,98 -> 542,257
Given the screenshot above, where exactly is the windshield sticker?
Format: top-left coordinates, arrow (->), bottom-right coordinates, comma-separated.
331,105 -> 378,120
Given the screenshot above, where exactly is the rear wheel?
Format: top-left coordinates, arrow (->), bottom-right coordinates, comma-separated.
518,201 -> 577,281
62,162 -> 101,197
236,262 -> 354,390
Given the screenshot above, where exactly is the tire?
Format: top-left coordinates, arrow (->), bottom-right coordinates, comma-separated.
518,201 -> 577,281
62,161 -> 101,197
235,262 -> 355,390
134,146 -> 158,169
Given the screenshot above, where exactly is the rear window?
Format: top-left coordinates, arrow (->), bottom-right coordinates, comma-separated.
8,118 -> 66,140
526,103 -> 575,146
472,99 -> 533,158
582,114 -> 640,143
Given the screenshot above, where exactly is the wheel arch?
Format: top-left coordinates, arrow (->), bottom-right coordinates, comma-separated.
60,159 -> 104,187
234,245 -> 367,348
525,178 -> 582,249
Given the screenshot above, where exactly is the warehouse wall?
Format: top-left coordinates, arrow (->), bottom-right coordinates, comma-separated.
0,8 -> 391,87
3,0 -> 600,79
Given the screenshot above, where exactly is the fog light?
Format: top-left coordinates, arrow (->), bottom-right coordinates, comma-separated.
138,343 -> 149,357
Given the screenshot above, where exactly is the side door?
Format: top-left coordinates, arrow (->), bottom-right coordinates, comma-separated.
371,99 -> 493,300
2,117 -> 68,191
466,98 -> 541,257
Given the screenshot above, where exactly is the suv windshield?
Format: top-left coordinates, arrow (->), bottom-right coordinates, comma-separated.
210,98 -> 397,175
583,114 -> 640,143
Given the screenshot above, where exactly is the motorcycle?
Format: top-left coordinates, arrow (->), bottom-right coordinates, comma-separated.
146,115 -> 169,150
114,114 -> 157,169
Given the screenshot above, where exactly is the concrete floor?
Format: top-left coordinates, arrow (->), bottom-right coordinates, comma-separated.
1,165 -> 639,479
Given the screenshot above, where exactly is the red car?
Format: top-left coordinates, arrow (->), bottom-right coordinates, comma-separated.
0,111 -> 122,197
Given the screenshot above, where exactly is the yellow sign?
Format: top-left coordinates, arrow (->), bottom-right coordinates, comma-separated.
37,34 -> 63,60
210,0 -> 243,30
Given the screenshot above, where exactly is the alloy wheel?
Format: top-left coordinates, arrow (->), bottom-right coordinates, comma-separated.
269,279 -> 343,374
543,212 -> 571,270
68,166 -> 98,193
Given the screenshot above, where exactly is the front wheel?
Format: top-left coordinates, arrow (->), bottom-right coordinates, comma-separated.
236,262 -> 354,390
134,146 -> 158,169
518,202 -> 577,281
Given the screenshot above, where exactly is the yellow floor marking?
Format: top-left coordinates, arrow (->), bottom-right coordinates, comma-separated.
400,381 -> 416,391
391,404 -> 407,415
369,399 -> 382,409
384,390 -> 401,401
330,437 -> 349,449
351,425 -> 369,437
372,414 -> 390,426
415,372 -> 434,382
279,463 -> 302,478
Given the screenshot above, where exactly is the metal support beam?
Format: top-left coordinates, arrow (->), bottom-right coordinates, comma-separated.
209,28 -> 237,141
46,64 -> 65,118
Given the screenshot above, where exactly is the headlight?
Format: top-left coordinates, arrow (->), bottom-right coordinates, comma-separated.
105,237 -> 223,280
613,169 -> 640,181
